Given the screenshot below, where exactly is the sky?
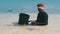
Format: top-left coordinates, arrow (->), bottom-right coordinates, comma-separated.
0,0 -> 60,14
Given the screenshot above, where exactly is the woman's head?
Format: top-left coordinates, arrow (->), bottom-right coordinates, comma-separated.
37,3 -> 45,12
37,3 -> 45,10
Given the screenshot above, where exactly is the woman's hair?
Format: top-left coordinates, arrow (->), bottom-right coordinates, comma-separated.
37,3 -> 44,7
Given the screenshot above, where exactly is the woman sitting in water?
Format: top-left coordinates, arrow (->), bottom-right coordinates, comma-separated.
30,3 -> 48,26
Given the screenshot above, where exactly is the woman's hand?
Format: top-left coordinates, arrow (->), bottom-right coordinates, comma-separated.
29,20 -> 36,25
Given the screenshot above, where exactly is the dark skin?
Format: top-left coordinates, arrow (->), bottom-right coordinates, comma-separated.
38,8 -> 44,13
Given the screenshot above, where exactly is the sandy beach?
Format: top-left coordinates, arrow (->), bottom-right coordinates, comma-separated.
0,13 -> 60,34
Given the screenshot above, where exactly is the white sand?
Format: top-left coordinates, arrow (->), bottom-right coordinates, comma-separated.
0,13 -> 60,34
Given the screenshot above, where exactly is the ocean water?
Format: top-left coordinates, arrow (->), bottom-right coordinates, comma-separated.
0,12 -> 60,34
0,12 -> 60,26
0,12 -> 38,26
0,12 -> 18,25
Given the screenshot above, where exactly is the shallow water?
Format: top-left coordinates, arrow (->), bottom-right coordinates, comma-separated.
0,12 -> 60,34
